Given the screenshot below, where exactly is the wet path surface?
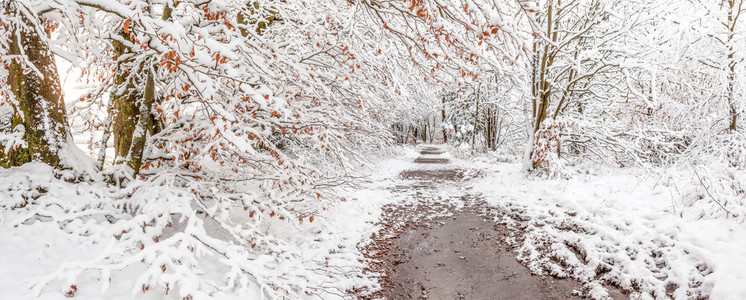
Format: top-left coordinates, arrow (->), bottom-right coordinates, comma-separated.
382,210 -> 582,300
360,145 -> 605,300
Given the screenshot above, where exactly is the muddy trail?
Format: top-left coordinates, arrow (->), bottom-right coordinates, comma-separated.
359,146 -> 625,300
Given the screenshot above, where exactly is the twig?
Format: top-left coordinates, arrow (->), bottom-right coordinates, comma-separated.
693,168 -> 732,219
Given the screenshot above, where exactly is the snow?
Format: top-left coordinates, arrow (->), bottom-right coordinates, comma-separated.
3,144 -> 746,299
3,0 -> 746,298
0,221 -> 104,300
464,153 -> 746,299
0,146 -> 412,300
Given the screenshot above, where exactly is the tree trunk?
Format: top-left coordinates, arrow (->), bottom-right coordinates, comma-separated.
528,0 -> 560,170
109,3 -> 171,173
728,0 -> 739,131
534,0 -> 555,134
441,96 -> 448,143
1,4 -> 69,168
486,106 -> 492,150
472,84 -> 480,150
127,70 -> 156,173
97,101 -> 114,168
111,34 -> 143,167
422,122 -> 429,143
495,116 -> 503,151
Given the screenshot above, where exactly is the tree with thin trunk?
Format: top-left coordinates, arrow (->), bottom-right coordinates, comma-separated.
525,0 -> 648,171
725,0 -> 742,131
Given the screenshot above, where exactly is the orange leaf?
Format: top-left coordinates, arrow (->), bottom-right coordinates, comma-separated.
123,19 -> 131,34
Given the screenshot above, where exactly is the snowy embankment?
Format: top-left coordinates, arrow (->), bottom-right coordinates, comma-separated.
0,147 -> 419,300
464,153 -> 746,300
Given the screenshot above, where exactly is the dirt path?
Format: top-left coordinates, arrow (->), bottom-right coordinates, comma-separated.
360,146 -> 624,300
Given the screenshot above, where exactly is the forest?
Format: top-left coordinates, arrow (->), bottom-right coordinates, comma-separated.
1,0 -> 746,299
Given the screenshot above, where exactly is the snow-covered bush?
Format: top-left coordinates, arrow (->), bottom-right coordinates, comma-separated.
529,117 -> 570,178
0,160 -> 380,299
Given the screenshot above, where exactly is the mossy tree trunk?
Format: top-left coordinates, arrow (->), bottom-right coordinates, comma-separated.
127,70 -> 155,173
108,3 -> 170,174
109,41 -> 159,175
110,34 -> 143,170
105,4 -> 172,174
1,4 -> 69,168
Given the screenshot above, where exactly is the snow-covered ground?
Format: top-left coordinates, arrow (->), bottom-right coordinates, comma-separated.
0,147 -> 417,300
2,146 -> 745,299
463,153 -> 746,300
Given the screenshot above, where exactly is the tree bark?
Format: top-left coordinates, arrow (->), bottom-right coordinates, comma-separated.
441,96 -> 448,143
127,70 -> 155,173
728,0 -> 739,131
534,0 -> 555,134
1,4 -> 70,168
486,106 -> 492,150
111,34 -> 142,167
109,4 -> 170,173
472,84 -> 480,150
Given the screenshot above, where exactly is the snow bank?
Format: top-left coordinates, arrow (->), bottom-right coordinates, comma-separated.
0,147 -> 415,299
470,161 -> 746,299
